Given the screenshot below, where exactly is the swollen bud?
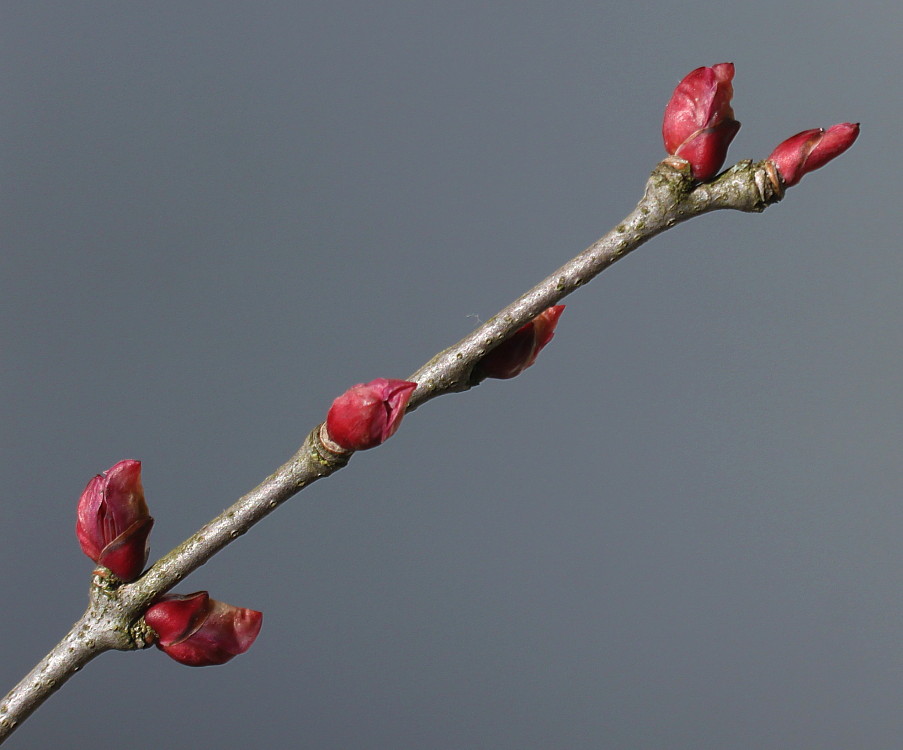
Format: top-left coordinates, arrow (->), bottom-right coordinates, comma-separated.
767,123 -> 860,188
476,305 -> 565,380
144,592 -> 263,667
662,62 -> 740,181
76,459 -> 154,582
325,378 -> 417,452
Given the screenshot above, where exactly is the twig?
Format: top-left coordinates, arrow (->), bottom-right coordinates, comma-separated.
0,157 -> 781,744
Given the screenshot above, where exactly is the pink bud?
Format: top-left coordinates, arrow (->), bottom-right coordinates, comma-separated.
325,378 -> 417,451
662,63 -> 740,181
75,459 -> 154,581
767,122 -> 860,187
145,592 -> 263,667
477,305 -> 565,380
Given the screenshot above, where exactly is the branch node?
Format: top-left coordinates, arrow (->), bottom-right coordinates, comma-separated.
312,424 -> 353,470
129,618 -> 157,650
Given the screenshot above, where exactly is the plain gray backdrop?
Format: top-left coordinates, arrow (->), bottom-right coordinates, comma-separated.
2,2 -> 900,748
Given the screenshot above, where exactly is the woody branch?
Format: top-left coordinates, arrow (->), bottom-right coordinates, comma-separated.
0,62 -> 859,744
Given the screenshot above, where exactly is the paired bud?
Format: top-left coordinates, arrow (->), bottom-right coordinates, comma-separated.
325,378 -> 417,452
767,123 -> 860,188
476,305 -> 565,380
76,459 -> 154,582
144,592 -> 263,667
662,63 -> 740,181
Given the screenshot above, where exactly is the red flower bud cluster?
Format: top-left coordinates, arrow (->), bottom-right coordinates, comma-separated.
325,378 -> 417,452
662,63 -> 740,181
476,305 -> 565,380
76,460 -> 154,582
767,123 -> 860,187
76,461 -> 263,667
144,592 -> 263,667
663,62 -> 859,187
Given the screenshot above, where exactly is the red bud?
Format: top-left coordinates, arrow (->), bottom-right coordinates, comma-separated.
767,122 -> 860,187
477,305 -> 565,380
325,378 -> 417,451
145,592 -> 263,667
76,459 -> 154,581
662,63 -> 740,181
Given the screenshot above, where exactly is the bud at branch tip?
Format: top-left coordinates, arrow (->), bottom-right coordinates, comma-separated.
767,123 -> 860,188
662,62 -> 740,182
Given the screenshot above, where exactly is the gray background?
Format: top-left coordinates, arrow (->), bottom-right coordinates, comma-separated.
2,2 -> 900,749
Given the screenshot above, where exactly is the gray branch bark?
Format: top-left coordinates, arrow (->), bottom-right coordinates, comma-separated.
0,157 -> 782,744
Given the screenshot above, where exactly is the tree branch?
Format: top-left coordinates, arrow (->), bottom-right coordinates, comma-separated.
0,156 -> 782,744
0,572 -> 154,741
407,158 -> 779,409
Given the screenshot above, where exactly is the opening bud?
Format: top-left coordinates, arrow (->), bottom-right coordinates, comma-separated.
145,592 -> 263,667
662,63 -> 740,181
325,378 -> 417,452
767,122 -> 860,188
476,305 -> 565,380
75,459 -> 154,582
